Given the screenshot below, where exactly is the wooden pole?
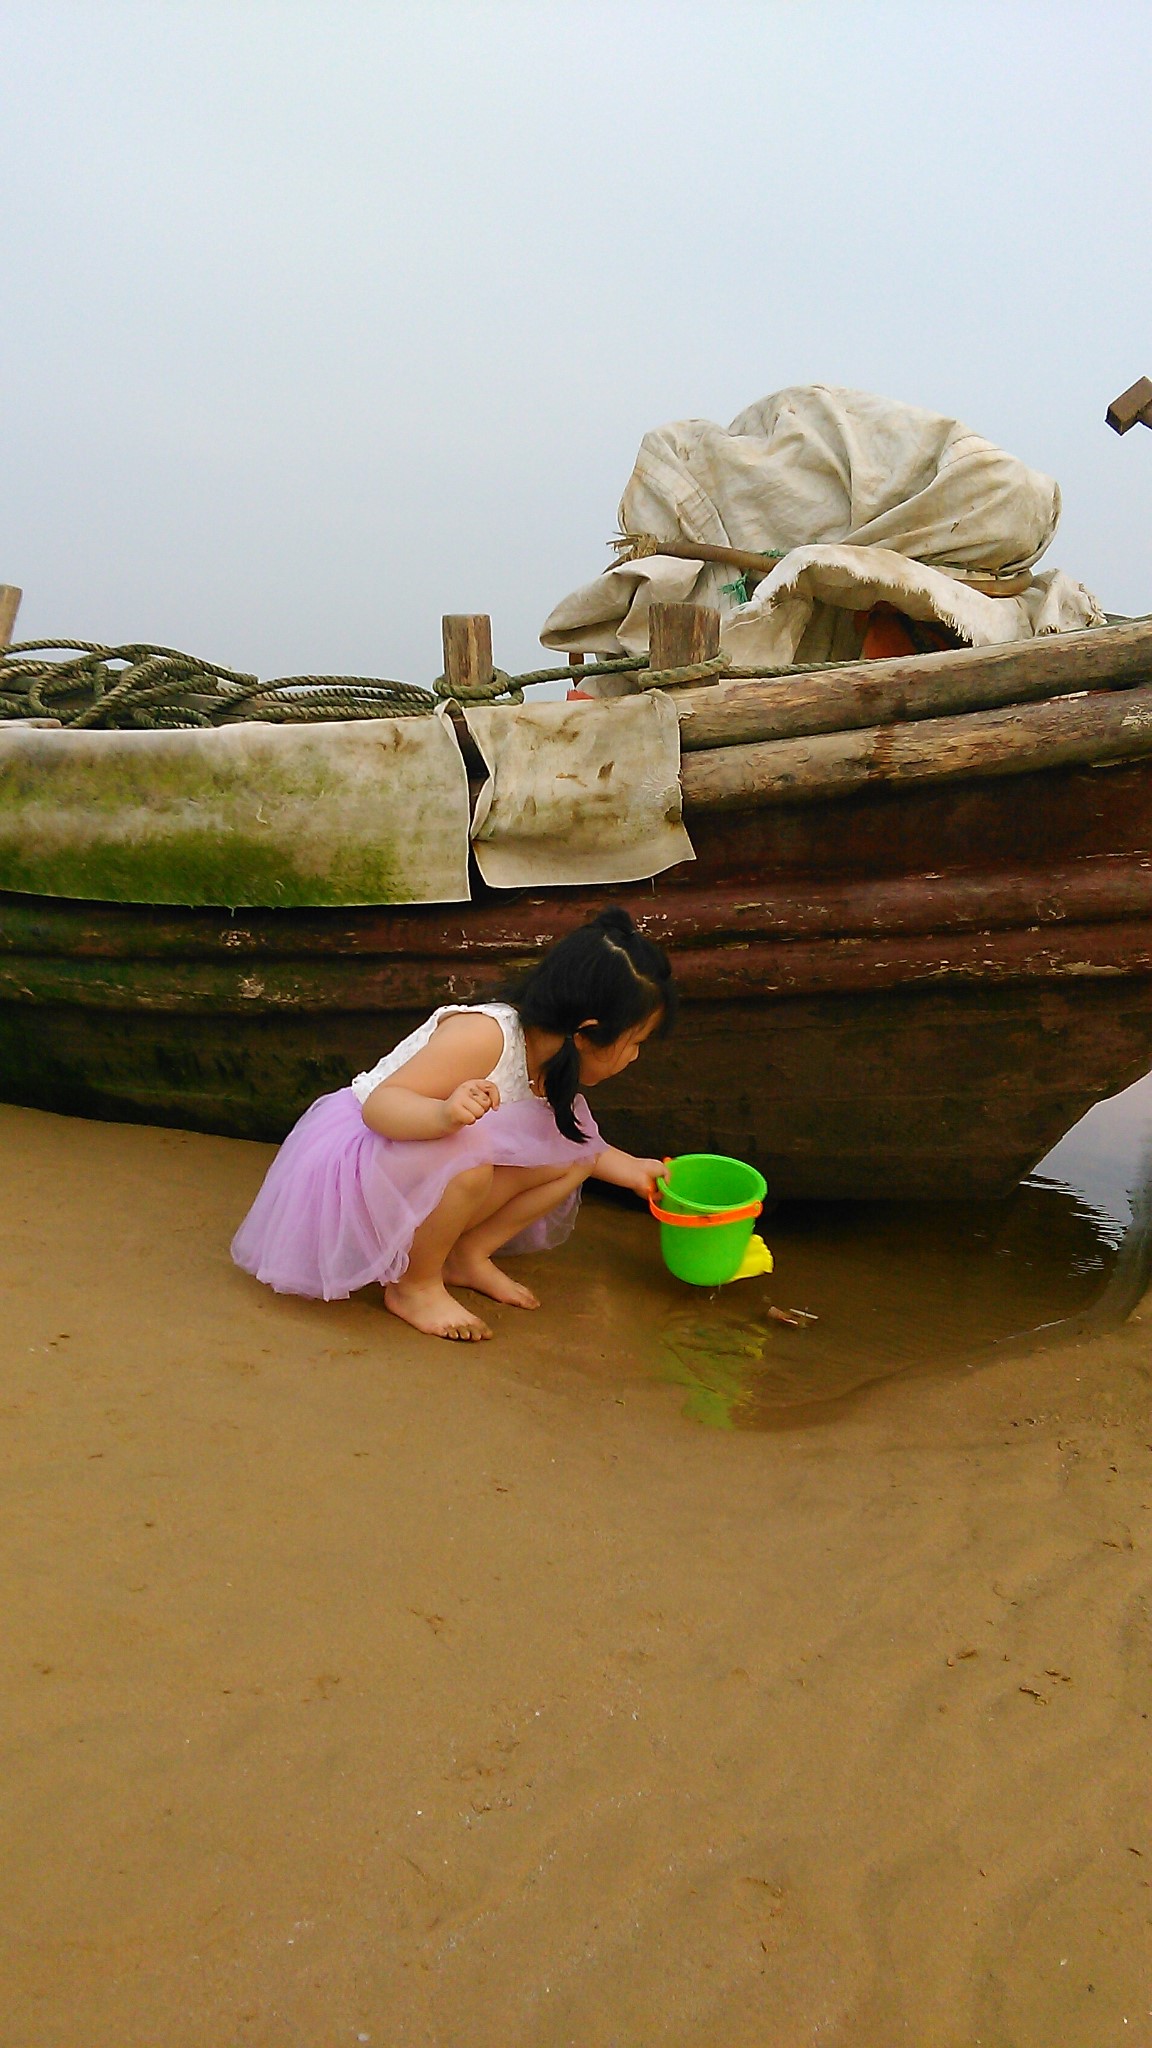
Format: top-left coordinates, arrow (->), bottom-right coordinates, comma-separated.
675,618 -> 1152,752
441,614 -> 493,697
648,602 -> 720,671
1106,376 -> 1152,434
0,586 -> 22,651
680,674 -> 1152,813
630,537 -> 781,576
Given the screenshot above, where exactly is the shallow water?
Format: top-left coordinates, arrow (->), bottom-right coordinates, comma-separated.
650,1070 -> 1152,1428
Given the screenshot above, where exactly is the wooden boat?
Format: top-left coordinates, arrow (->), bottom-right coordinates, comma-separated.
4,611 -> 1152,1198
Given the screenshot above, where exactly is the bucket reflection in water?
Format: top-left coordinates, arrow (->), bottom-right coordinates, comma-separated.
659,1070 -> 1152,1429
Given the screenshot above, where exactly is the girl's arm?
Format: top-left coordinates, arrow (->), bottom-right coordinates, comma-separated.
360,1013 -> 506,1140
591,1145 -> 666,1199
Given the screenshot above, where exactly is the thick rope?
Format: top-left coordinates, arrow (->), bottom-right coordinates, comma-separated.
431,667 -> 523,706
0,644 -> 440,728
0,639 -> 855,731
500,656 -> 647,687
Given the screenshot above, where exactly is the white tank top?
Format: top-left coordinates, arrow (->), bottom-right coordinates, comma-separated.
349,1002 -> 534,1107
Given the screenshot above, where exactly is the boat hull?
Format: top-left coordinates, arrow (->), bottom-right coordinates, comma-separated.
4,757 -> 1152,1197
4,977 -> 1152,1200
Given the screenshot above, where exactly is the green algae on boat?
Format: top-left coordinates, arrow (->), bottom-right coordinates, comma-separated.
0,716 -> 471,907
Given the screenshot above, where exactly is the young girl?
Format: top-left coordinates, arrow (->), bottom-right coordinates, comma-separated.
231,906 -> 674,1341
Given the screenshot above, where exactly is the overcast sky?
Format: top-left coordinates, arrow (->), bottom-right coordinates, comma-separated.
3,2 -> 1151,687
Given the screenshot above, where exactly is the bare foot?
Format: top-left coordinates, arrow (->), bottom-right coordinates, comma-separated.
384,1279 -> 492,1341
444,1251 -> 540,1309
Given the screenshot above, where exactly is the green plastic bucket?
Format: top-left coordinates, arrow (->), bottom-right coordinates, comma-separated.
659,1154 -> 767,1215
650,1153 -> 768,1285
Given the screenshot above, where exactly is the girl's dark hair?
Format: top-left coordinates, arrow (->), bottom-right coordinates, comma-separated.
511,906 -> 677,1143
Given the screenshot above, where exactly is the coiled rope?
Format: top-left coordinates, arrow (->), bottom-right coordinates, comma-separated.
0,642 -> 447,728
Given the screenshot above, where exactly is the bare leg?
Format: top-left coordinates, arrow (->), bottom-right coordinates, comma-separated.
384,1164 -> 496,1341
445,1163 -> 590,1308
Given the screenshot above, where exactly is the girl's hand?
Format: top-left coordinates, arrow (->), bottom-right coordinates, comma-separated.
590,1146 -> 669,1198
634,1155 -> 668,1199
444,1078 -> 500,1129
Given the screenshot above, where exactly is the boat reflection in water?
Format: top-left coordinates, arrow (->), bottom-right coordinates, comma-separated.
659,1070 -> 1152,1429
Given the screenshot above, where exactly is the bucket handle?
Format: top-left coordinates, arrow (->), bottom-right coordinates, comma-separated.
648,1195 -> 763,1228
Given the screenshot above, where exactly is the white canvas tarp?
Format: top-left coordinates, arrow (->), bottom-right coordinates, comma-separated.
540,385 -> 1105,676
464,693 -> 693,889
0,713 -> 473,906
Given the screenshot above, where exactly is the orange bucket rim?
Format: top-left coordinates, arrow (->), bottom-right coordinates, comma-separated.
648,1195 -> 763,1228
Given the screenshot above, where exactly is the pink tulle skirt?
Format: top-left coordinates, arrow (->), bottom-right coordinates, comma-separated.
231,1086 -> 603,1300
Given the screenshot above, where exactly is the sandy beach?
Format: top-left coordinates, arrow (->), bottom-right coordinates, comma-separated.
3,1100 -> 1151,2047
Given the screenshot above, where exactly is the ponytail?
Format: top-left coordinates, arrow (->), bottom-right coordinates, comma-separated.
509,907 -> 677,1144
540,1033 -> 584,1144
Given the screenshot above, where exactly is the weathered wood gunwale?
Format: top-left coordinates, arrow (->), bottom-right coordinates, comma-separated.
680,675 -> 1152,811
675,616 -> 1152,749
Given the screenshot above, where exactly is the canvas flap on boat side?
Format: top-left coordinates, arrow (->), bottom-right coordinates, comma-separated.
463,692 -> 694,889
0,712 -> 472,906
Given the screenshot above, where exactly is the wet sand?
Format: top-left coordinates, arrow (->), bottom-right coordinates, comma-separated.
2,1102 -> 1151,2047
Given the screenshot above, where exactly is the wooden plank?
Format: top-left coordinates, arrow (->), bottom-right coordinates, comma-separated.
645,988 -> 1152,1097
0,587 -> 21,651
681,677 -> 1152,812
675,617 -> 1152,751
5,853 -> 1152,959
5,915 -> 1152,1012
684,757 -> 1152,888
657,922 -> 1152,998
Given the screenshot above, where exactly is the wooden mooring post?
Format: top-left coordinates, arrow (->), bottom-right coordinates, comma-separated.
0,586 -> 22,651
648,601 -> 720,671
441,614 -> 493,696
